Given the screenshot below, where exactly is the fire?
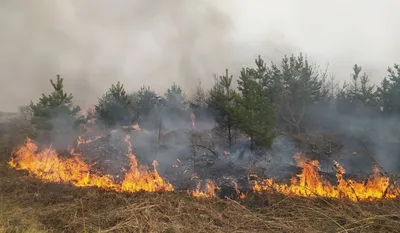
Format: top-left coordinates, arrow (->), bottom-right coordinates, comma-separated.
8,137 -> 173,193
233,181 -> 246,199
253,153 -> 399,202
191,179 -> 219,198
8,134 -> 399,202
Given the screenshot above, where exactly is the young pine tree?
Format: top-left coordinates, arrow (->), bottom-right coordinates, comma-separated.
378,64 -> 400,115
95,82 -> 135,127
236,68 -> 278,150
262,54 -> 328,133
130,86 -> 163,130
209,69 -> 237,146
164,83 -> 188,119
337,65 -> 379,116
189,79 -> 210,123
29,74 -> 83,131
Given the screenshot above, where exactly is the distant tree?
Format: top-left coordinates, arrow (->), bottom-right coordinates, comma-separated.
29,75 -> 83,131
164,83 -> 188,119
209,69 -> 238,146
236,67 -> 278,150
378,77 -> 391,115
130,86 -> 161,130
348,65 -> 378,105
377,64 -> 400,115
189,79 -> 209,109
189,79 -> 210,123
261,54 -> 328,133
337,65 -> 379,116
95,81 -> 135,127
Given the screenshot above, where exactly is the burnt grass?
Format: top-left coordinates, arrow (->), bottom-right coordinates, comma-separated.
1,122 -> 400,232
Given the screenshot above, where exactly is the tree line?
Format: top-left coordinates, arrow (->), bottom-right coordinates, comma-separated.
26,54 -> 400,151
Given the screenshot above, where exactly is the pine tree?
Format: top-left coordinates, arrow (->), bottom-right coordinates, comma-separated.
262,54 -> 328,133
337,65 -> 379,116
236,67 -> 278,150
95,81 -> 135,127
190,79 -> 209,109
348,65 -> 378,104
378,77 -> 391,115
378,64 -> 400,115
209,69 -> 238,146
130,86 -> 162,130
164,83 -> 188,119
29,74 -> 83,130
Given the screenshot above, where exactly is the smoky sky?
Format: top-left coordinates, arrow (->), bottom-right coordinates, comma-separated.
1,0 -> 399,112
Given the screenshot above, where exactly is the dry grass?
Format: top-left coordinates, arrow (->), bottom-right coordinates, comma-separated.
1,120 -> 400,232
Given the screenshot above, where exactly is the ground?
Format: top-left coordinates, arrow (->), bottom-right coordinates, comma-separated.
2,154 -> 400,233
1,119 -> 400,232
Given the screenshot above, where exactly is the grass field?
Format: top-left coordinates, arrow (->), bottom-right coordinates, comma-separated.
1,120 -> 400,232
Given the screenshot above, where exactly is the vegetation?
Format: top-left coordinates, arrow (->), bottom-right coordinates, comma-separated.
3,53 -> 400,232
21,54 -> 400,153
0,133 -> 399,233
94,81 -> 134,127
29,75 -> 84,131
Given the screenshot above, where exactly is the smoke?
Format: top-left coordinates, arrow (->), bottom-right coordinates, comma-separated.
304,103 -> 400,175
2,0 -> 400,112
2,0 -> 400,181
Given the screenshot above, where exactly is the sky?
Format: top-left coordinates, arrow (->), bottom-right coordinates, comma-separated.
1,0 -> 399,111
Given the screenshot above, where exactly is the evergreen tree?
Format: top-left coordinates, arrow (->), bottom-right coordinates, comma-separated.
236,67 -> 278,149
130,86 -> 163,130
337,65 -> 379,116
189,79 -> 209,110
132,86 -> 159,124
348,65 -> 378,105
164,83 -> 188,118
262,54 -> 328,133
95,81 -> 135,127
378,77 -> 391,115
209,69 -> 238,146
378,64 -> 400,115
29,74 -> 83,130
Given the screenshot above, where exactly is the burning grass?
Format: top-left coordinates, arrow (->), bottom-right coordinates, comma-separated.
1,123 -> 400,232
1,165 -> 400,233
253,153 -> 400,202
8,137 -> 399,203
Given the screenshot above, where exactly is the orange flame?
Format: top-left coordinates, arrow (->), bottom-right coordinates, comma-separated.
191,179 -> 219,198
8,137 -> 173,193
253,153 -> 399,202
8,136 -> 399,202
233,181 -> 246,199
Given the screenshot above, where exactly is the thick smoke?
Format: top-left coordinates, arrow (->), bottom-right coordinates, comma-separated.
2,0 -> 400,112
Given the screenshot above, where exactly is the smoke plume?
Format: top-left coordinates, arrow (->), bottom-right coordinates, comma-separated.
2,0 -> 399,111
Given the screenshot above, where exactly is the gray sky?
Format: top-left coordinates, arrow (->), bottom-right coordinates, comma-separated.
1,0 -> 399,111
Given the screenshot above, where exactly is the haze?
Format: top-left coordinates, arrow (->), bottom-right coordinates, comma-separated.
1,0 -> 399,112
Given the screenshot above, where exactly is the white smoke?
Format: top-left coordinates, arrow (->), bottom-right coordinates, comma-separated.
1,0 -> 400,111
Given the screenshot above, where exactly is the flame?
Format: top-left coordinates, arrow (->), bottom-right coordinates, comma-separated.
191,179 -> 219,198
233,181 -> 246,199
8,135 -> 399,202
253,153 -> 399,202
8,137 -> 173,193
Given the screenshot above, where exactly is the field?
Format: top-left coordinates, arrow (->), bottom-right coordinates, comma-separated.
1,119 -> 400,233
